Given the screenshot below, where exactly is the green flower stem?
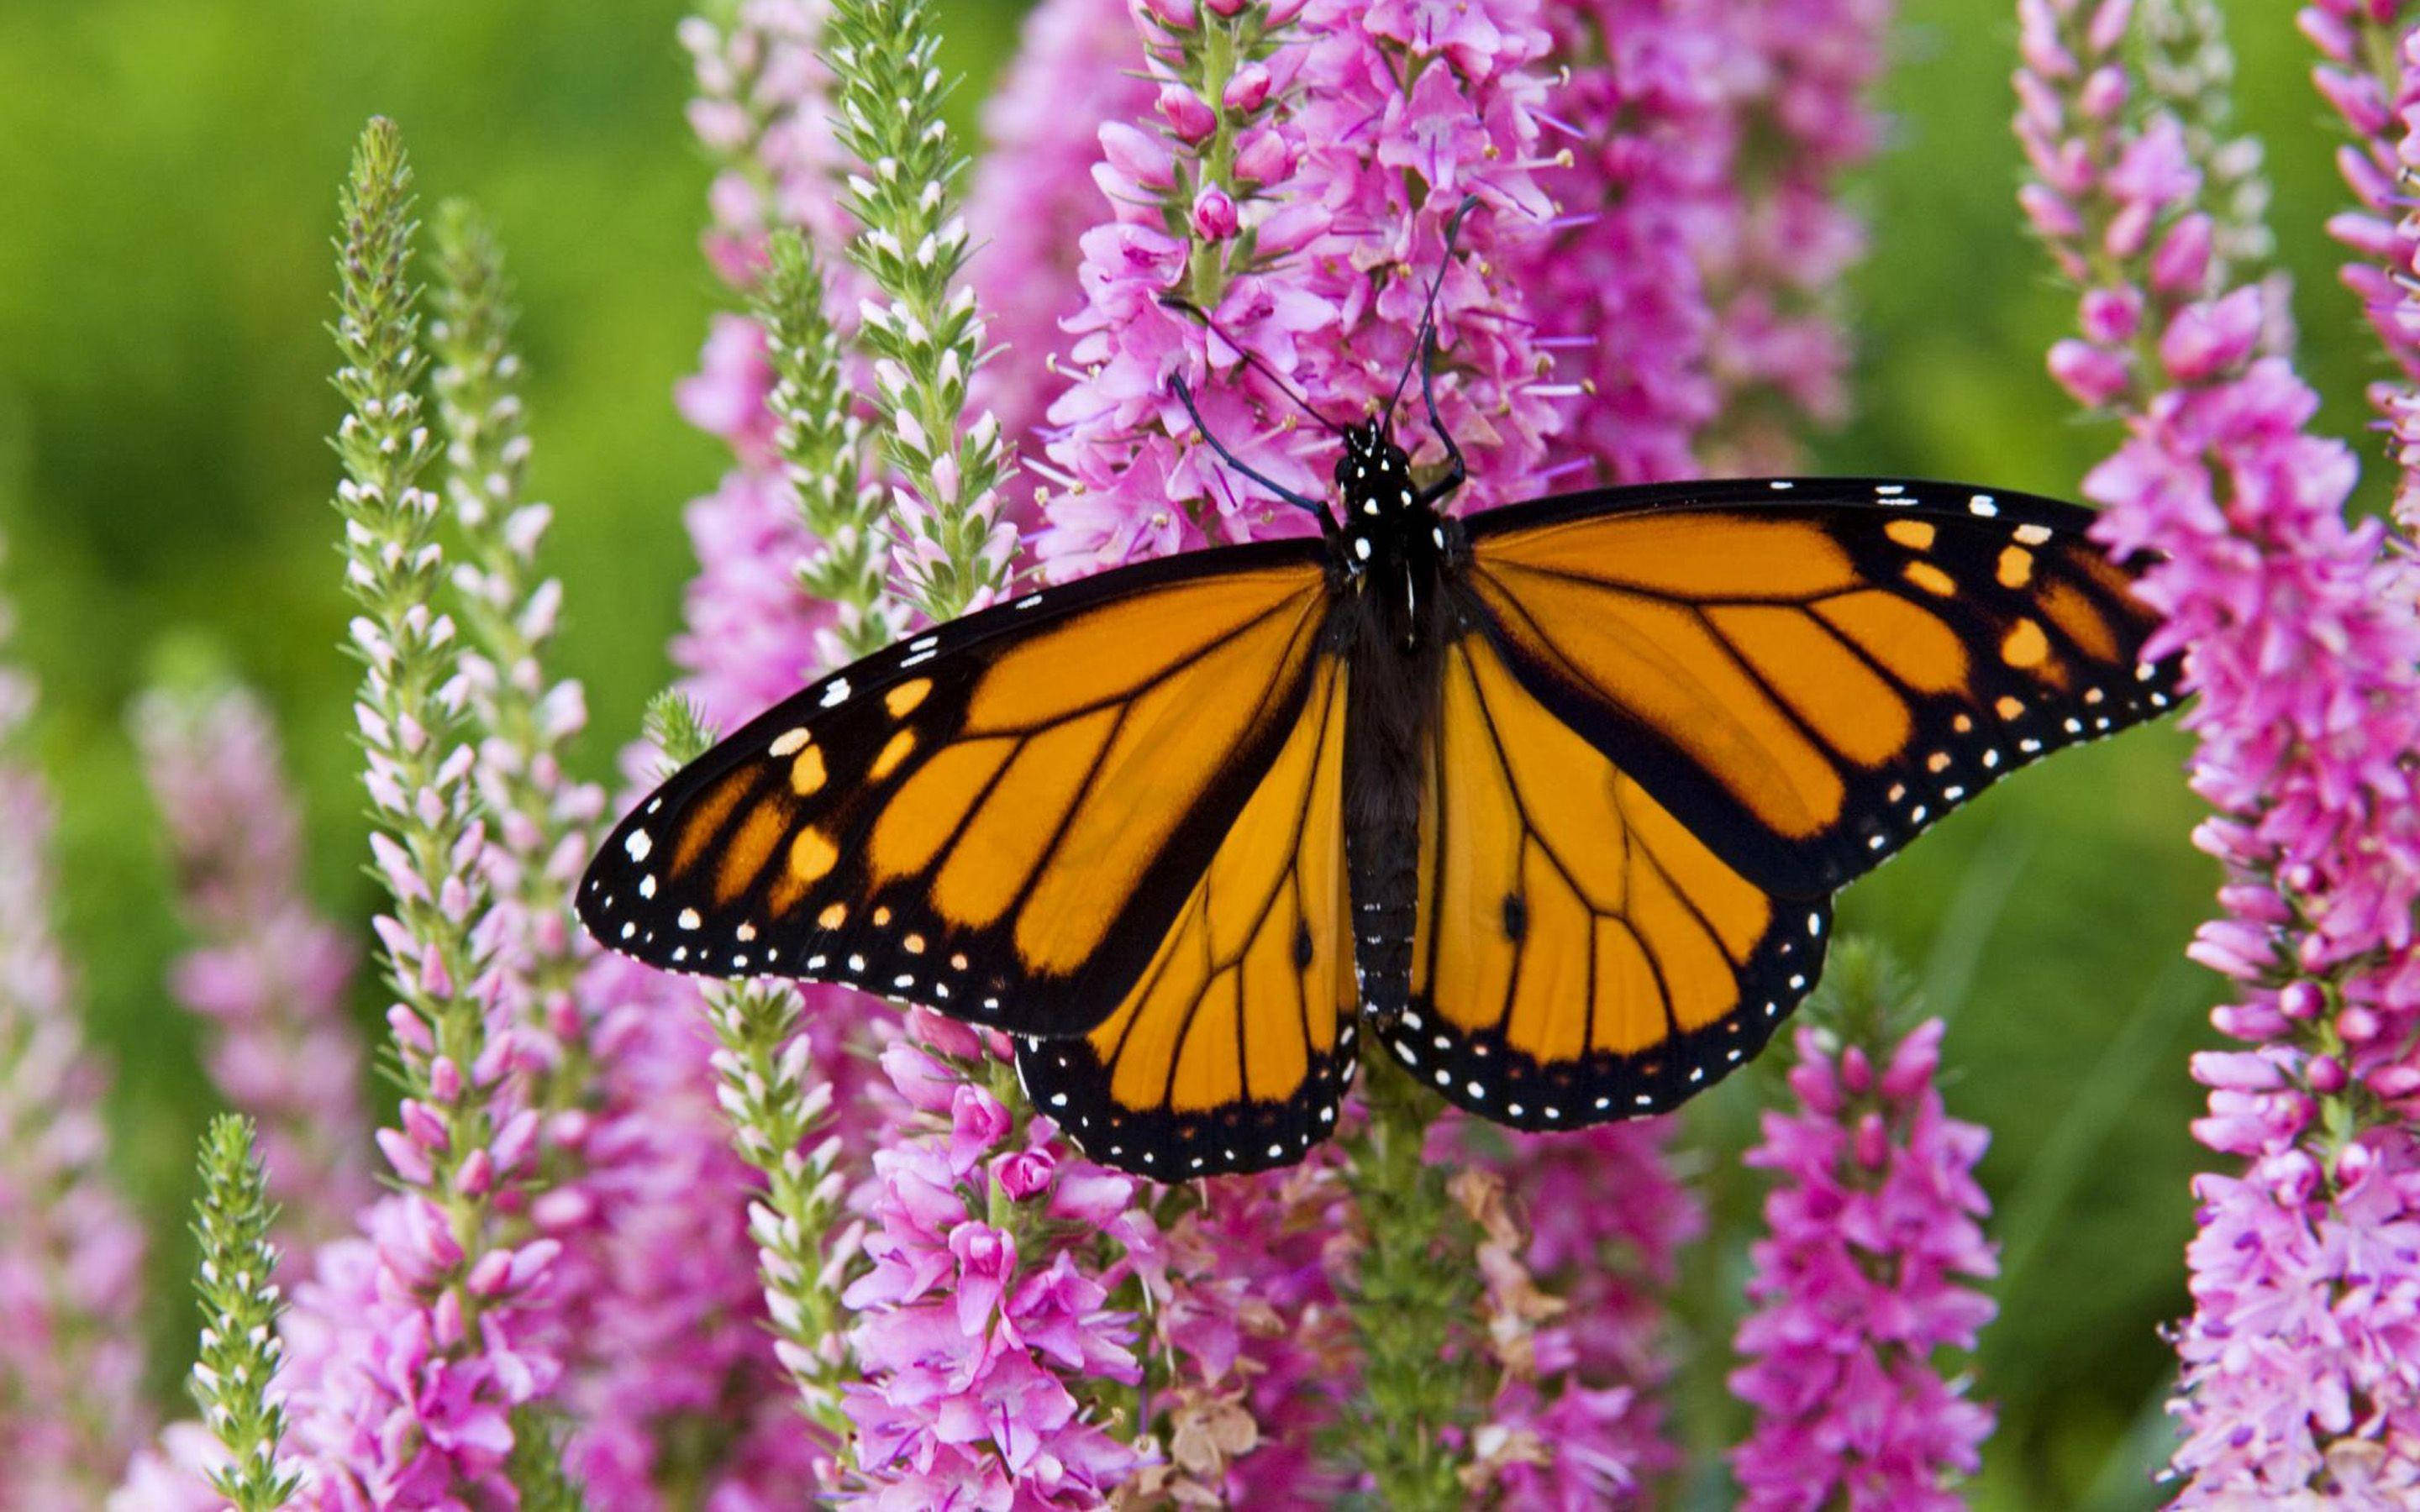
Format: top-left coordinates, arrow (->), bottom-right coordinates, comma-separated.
1156,5 -> 1306,315
330,118 -> 502,1289
760,231 -> 900,660
822,0 -> 1015,621
188,1116 -> 299,1512
1337,1053 -> 1481,1510
648,696 -> 855,1444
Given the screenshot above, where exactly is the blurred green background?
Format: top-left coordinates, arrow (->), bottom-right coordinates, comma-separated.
0,0 -> 2375,1504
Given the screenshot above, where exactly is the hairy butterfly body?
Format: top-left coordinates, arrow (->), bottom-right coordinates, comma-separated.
579,393 -> 2180,1178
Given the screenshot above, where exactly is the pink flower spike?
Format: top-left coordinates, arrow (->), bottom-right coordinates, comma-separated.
2027,1 -> 2420,1494
1732,1000 -> 1997,1509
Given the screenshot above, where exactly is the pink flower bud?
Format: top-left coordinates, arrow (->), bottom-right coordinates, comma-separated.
376,1127 -> 435,1185
1156,84 -> 1217,143
1192,186 -> 1240,241
2149,214 -> 2212,295
1098,122 -> 1176,191
2079,286 -> 2142,344
1135,0 -> 1196,29
2078,64 -> 2128,122
430,1055 -> 463,1101
1839,1045 -> 1873,1095
2307,1055 -> 2349,1095
2278,980 -> 2324,1021
952,1083 -> 1013,1152
2338,1005 -> 2382,1044
2370,1064 -> 2420,1101
457,1147 -> 495,1196
466,1248 -> 513,1299
2334,1139 -> 2376,1189
994,1147 -> 1057,1200
1882,1019 -> 1944,1100
2048,339 -> 2131,408
387,1003 -> 435,1054
2159,287 -> 2262,381
1223,62 -> 1272,113
1234,125 -> 1294,186
1852,1111 -> 1889,1170
401,1098 -> 451,1152
1787,1058 -> 1842,1118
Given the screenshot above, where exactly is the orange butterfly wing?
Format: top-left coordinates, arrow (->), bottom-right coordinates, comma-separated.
1394,480 -> 2179,1124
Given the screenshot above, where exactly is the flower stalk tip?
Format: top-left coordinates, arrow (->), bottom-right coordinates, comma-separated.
188,1116 -> 303,1512
821,0 -> 1017,620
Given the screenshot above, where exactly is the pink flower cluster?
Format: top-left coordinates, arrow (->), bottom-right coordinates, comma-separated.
1020,0 -> 1564,576
1728,1020 -> 1999,1511
133,684 -> 371,1247
1470,1121 -> 1706,1504
2023,0 -> 2420,1494
1139,1159 -> 1355,1504
844,1012 -> 1156,1504
555,954 -> 830,1508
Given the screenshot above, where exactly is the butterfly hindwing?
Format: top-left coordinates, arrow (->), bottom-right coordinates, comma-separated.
1397,632 -> 1828,1128
1016,657 -> 1358,1179
578,541 -> 1333,1037
1462,478 -> 2183,896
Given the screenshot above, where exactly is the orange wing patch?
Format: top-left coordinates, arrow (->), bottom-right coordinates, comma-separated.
1398,635 -> 1823,1130
1017,662 -> 1357,1179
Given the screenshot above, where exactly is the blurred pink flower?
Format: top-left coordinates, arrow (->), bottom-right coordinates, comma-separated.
0,585 -> 150,1507
1728,1019 -> 1998,1511
133,683 -> 371,1248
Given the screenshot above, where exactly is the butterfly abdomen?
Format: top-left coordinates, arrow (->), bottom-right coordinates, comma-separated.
1339,562 -> 1446,1034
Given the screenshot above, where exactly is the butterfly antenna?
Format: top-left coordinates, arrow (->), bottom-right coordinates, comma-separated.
1386,195 -> 1482,424
1158,295 -> 1349,439
1170,374 -> 1337,532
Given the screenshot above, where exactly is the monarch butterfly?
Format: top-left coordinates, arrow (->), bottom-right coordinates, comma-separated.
580,244 -> 2179,1182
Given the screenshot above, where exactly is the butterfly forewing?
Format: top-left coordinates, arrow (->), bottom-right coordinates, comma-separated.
1462,478 -> 2184,898
1015,657 -> 1359,1179
578,541 -> 1332,1038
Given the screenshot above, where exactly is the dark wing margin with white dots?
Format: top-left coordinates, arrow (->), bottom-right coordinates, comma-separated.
1016,659 -> 1359,1179
1459,476 -> 2183,898
1397,632 -> 1828,1130
576,538 -> 1334,1040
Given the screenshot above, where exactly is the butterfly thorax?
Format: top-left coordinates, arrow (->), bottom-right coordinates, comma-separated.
1330,421 -> 1460,654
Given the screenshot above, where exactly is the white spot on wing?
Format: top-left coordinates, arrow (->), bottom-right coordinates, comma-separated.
623,829 -> 652,862
820,678 -> 851,707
